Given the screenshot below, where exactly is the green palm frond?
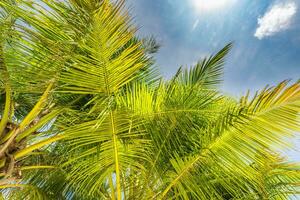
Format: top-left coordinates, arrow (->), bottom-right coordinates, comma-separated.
0,78 -> 64,191
178,43 -> 232,88
62,111 -> 150,197
157,81 -> 300,199
58,1 -> 149,95
1,1 -> 300,200
249,152 -> 300,199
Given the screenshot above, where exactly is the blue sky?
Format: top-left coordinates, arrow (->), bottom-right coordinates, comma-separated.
127,0 -> 300,160
127,0 -> 300,95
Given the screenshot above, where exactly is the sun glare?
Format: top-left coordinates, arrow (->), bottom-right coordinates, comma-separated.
192,0 -> 235,12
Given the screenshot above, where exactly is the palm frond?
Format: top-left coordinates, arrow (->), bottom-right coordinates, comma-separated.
178,43 -> 233,88
158,81 -> 300,199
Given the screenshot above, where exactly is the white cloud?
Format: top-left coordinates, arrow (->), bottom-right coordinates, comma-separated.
192,19 -> 199,31
254,2 -> 297,39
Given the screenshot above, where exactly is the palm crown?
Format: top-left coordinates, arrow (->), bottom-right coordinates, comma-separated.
0,0 -> 299,199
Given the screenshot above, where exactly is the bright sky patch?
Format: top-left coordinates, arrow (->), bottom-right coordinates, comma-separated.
191,0 -> 236,12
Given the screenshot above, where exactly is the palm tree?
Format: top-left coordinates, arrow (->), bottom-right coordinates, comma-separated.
0,0 -> 65,190
0,0 -> 300,199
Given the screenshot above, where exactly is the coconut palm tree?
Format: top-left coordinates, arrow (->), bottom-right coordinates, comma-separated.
0,0 -> 300,199
0,0 -> 66,191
